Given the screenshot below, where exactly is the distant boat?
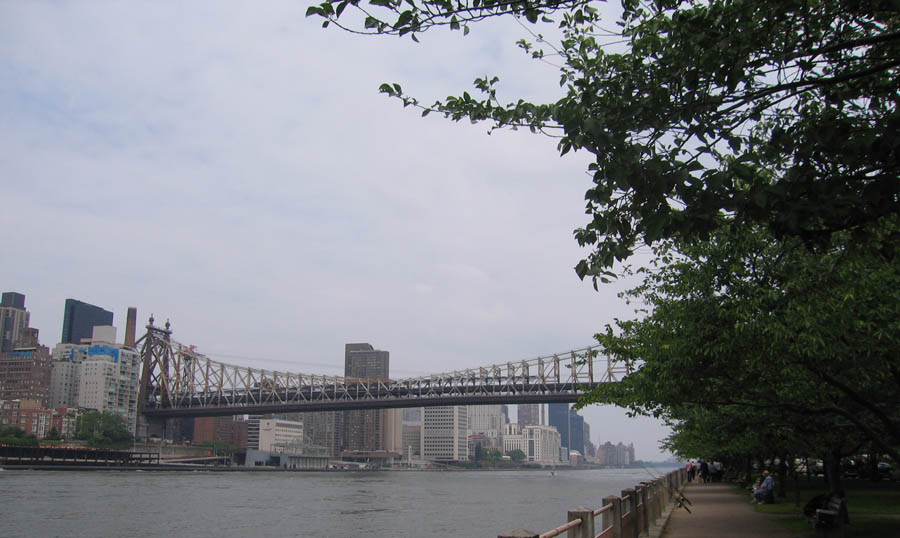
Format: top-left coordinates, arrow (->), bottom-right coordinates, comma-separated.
550,471 -> 557,477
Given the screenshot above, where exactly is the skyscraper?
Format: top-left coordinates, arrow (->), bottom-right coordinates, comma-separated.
0,292 -> 30,352
517,403 -> 543,426
344,343 -> 390,452
569,411 -> 585,456
61,299 -> 113,344
548,403 -> 570,450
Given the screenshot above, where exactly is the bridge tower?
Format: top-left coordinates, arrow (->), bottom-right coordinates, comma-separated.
135,316 -> 175,439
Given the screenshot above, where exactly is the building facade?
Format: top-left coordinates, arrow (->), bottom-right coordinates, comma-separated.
258,418 -> 305,452
423,405 -> 468,462
523,425 -> 562,465
0,292 -> 30,353
466,404 -> 504,447
344,343 -> 389,452
0,346 -> 52,407
517,403 -> 543,426
61,299 -> 113,344
548,403 -> 570,450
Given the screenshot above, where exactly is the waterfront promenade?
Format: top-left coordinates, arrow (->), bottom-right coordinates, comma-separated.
662,482 -> 796,538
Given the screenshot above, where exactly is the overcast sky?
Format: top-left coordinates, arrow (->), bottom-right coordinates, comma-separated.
1,2 -> 672,460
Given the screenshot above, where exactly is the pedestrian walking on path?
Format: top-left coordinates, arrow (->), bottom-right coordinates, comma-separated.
663,483 -> 800,538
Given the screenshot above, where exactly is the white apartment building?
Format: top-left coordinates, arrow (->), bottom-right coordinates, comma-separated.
466,404 -> 504,447
50,344 -> 89,408
423,406 -> 468,462
258,418 -> 305,452
49,326 -> 141,434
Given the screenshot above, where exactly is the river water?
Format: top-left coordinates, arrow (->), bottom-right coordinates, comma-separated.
0,467 -> 675,537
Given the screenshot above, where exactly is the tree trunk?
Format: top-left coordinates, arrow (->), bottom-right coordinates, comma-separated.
777,454 -> 788,498
822,451 -> 843,493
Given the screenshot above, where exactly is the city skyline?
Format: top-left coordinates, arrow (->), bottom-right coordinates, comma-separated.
1,1 -> 670,460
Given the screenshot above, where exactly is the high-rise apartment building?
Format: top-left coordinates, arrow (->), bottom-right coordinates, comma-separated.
47,326 -> 140,433
344,343 -> 389,452
76,326 -> 140,434
423,405 -> 468,462
61,299 -> 113,344
523,425 -> 562,465
0,292 -> 31,352
517,403 -> 543,426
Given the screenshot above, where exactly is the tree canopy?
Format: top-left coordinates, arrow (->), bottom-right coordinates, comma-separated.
577,217 -> 900,475
308,0 -> 900,280
75,411 -> 133,449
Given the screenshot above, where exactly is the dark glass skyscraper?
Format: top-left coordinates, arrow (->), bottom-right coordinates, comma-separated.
548,403 -> 570,449
569,411 -> 585,456
344,343 -> 390,452
61,299 -> 113,344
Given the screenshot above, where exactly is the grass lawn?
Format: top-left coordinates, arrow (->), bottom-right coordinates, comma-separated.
747,478 -> 900,515
733,478 -> 900,537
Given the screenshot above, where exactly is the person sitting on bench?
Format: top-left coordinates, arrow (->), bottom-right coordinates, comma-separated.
753,471 -> 775,504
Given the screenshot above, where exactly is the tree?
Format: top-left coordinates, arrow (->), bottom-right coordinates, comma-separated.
44,427 -> 61,441
308,0 -> 900,280
508,449 -> 526,462
577,217 -> 900,490
75,411 -> 133,449
0,426 -> 38,447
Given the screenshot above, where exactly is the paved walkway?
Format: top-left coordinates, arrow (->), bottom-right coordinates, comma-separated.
661,482 -> 805,538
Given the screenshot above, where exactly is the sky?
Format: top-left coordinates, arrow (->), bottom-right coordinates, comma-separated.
0,2 -> 672,460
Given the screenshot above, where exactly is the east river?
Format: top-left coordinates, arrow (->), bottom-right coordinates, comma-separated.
0,467 -> 676,537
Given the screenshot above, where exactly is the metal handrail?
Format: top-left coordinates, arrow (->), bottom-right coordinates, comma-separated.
539,518 -> 583,538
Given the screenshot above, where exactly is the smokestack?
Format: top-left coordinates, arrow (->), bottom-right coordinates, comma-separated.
125,307 -> 137,347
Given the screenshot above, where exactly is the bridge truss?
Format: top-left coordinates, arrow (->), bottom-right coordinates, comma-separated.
136,319 -> 631,418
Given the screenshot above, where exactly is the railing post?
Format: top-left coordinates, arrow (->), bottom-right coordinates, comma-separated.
497,530 -> 538,538
567,506 -> 593,538
621,489 -> 637,538
602,496 -> 623,538
638,484 -> 650,533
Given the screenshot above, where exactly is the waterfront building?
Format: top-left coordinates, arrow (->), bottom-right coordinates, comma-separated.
258,418 -> 304,452
0,345 -> 52,407
523,425 -> 562,465
0,292 -> 30,352
0,399 -> 49,437
466,404 -> 504,447
501,423 -> 523,455
517,403 -> 543,426
61,298 -> 113,344
423,405 -> 468,462
344,343 -> 390,452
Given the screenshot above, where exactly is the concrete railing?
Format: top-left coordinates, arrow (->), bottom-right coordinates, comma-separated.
498,468 -> 686,538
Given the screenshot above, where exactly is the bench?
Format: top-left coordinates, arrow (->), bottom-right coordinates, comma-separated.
806,494 -> 848,537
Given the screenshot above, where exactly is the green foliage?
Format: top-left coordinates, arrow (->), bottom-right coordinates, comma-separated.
44,426 -> 61,441
310,0 -> 900,278
0,426 -> 38,446
578,218 -> 900,464
508,449 -> 526,461
75,411 -> 133,449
